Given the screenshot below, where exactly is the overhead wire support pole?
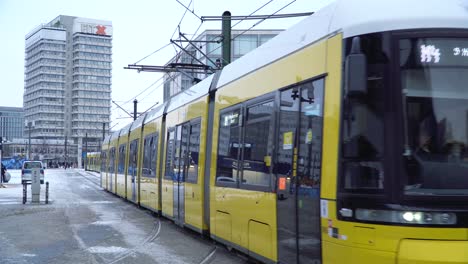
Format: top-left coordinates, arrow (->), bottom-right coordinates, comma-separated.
178,32 -> 219,69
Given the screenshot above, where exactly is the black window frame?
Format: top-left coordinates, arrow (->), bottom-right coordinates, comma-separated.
142,132 -> 158,178
215,92 -> 276,192
164,128 -> 176,180
118,143 -> 127,175
186,118 -> 202,184
394,29 -> 468,205
239,95 -> 276,192
216,106 -> 242,188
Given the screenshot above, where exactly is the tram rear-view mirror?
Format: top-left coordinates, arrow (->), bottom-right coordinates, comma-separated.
345,36 -> 367,97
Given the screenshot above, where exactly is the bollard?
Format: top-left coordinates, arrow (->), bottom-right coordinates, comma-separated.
45,182 -> 49,204
23,183 -> 27,204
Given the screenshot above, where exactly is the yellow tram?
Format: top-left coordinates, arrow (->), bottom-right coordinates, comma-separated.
90,0 -> 468,262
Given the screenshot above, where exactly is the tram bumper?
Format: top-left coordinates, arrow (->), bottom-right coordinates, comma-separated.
398,239 -> 468,264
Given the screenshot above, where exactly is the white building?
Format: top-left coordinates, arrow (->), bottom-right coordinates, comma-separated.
164,29 -> 282,101
24,15 -> 112,165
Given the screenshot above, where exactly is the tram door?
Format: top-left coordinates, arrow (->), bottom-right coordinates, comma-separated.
129,140 -> 138,203
277,79 -> 324,264
173,123 -> 189,225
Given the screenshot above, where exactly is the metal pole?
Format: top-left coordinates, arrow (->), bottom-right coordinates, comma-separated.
28,122 -> 31,160
64,135 -> 67,169
222,11 -> 232,67
102,122 -> 106,140
85,133 -> 88,170
133,99 -> 138,121
23,183 -> 27,204
45,182 -> 49,204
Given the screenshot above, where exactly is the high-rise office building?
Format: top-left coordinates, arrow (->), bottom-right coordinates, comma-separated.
24,16 -> 112,165
0,106 -> 24,141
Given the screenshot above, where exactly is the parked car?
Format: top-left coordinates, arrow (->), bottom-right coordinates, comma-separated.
22,161 -> 45,184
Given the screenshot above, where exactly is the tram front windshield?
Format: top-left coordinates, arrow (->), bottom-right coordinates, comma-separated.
401,37 -> 468,196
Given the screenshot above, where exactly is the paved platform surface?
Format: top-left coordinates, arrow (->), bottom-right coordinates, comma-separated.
0,169 -> 248,264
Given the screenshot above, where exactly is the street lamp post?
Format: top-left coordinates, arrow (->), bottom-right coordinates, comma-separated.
25,121 -> 34,160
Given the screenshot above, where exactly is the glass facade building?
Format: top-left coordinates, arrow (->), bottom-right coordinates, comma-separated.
164,29 -> 282,101
24,16 -> 112,164
0,107 -> 24,141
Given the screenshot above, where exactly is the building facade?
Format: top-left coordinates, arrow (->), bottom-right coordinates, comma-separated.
163,29 -> 282,101
24,15 -> 112,165
0,107 -> 24,141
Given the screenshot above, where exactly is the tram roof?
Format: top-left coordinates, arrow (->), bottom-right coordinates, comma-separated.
166,74 -> 214,114
119,123 -> 133,137
217,0 -> 468,88
110,130 -> 120,141
144,102 -> 166,124
130,111 -> 146,132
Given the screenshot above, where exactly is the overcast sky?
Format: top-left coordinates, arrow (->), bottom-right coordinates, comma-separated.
0,0 -> 333,130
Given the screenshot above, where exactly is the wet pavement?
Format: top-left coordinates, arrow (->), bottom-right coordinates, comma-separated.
0,169 -> 248,264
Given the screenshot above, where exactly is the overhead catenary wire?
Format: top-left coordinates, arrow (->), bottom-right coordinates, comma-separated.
133,43 -> 172,65
176,0 -> 202,21
230,0 -> 274,29
232,0 -> 297,41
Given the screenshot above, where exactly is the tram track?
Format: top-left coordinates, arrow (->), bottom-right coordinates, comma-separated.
74,169 -> 163,264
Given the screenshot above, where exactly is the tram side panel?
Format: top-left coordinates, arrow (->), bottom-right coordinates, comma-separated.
117,133 -> 130,198
183,99 -> 209,233
109,134 -> 120,194
209,36 -> 329,263
128,126 -> 144,204
140,117 -> 163,213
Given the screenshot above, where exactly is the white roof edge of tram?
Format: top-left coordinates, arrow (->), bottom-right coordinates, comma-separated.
144,102 -> 166,124
166,74 -> 214,114
110,130 -> 120,141
130,112 -> 146,132
332,0 -> 468,38
217,0 -> 468,89
119,122 -> 133,137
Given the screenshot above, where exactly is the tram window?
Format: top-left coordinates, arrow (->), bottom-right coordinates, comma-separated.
143,136 -> 151,177
108,148 -> 115,174
128,139 -> 138,177
100,151 -> 107,172
165,129 -> 176,180
241,101 -> 274,187
150,134 -> 158,178
187,122 -> 200,183
118,144 -> 126,174
143,134 -> 157,178
216,109 -> 241,185
341,34 -> 386,191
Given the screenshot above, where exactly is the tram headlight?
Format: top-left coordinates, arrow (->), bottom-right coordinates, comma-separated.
355,209 -> 456,225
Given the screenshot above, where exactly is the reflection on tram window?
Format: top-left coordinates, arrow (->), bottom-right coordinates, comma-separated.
108,148 -> 115,174
217,109 -> 241,184
341,34 -> 386,191
165,129 -> 175,179
118,144 -> 126,174
100,151 -> 107,173
187,123 -> 200,183
128,139 -> 138,177
400,38 -> 468,194
141,133 -> 157,178
241,101 -> 274,187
